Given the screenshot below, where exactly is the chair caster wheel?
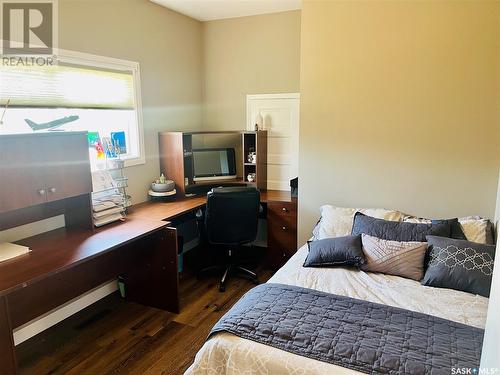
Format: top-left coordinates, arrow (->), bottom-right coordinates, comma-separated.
219,285 -> 226,292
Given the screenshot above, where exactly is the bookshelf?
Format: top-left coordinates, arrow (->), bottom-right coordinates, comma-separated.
242,131 -> 267,191
159,130 -> 267,196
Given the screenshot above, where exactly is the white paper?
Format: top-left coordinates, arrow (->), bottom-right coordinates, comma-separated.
93,206 -> 125,219
0,242 -> 31,262
91,170 -> 116,192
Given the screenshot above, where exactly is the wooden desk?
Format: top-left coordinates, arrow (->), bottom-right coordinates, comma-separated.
128,195 -> 206,222
128,190 -> 295,222
128,190 -> 298,268
0,217 -> 178,375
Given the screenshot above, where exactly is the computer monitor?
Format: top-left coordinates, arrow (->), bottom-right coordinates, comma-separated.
192,148 -> 237,182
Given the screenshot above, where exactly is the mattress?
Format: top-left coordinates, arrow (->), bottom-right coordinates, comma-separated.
185,244 -> 489,375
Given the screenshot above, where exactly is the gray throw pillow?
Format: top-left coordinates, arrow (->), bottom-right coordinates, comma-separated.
304,235 -> 365,268
422,236 -> 495,297
352,212 -> 450,242
361,234 -> 428,281
431,218 -> 467,241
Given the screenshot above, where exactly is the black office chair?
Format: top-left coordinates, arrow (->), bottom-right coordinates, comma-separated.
200,186 -> 261,292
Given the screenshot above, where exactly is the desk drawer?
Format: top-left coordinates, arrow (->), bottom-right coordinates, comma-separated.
267,201 -> 296,218
267,202 -> 297,230
268,222 -> 296,250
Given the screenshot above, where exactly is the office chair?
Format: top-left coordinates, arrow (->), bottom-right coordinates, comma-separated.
200,186 -> 261,292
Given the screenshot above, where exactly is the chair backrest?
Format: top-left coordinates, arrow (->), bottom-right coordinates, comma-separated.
205,186 -> 260,246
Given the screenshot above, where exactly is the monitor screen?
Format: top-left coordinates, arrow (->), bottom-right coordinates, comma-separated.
192,148 -> 237,181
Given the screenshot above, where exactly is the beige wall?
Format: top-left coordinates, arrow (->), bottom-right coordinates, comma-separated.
298,0 -> 500,244
59,0 -> 203,203
202,10 -> 301,130
59,5 -> 300,200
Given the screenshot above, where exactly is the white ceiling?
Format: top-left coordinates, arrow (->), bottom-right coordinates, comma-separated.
151,0 -> 301,21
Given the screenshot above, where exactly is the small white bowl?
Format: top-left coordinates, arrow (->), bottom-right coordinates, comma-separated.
151,181 -> 175,192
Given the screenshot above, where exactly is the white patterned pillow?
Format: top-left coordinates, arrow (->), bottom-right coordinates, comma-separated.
458,217 -> 492,245
313,206 -> 404,240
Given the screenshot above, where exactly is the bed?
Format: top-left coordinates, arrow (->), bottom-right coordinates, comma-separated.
185,243 -> 489,375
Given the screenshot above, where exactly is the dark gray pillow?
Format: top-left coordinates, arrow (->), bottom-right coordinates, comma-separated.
422,236 -> 495,297
304,235 -> 365,268
351,212 -> 450,242
431,218 -> 467,241
485,220 -> 496,245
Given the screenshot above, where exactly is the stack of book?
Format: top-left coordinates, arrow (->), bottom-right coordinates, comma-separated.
91,170 -> 127,227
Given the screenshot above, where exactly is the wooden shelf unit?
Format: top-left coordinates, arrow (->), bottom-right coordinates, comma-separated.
159,130 -> 267,196
242,131 -> 267,191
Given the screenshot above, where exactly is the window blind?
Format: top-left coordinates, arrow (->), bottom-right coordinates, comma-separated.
0,64 -> 134,109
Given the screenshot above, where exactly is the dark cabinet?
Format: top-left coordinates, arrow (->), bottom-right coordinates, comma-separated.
0,132 -> 92,213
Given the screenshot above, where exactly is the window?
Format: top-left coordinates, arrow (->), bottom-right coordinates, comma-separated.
0,50 -> 145,168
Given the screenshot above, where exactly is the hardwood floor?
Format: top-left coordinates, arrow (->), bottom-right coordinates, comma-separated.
17,263 -> 274,375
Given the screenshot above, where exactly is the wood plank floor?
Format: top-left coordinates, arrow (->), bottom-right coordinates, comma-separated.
17,264 -> 274,375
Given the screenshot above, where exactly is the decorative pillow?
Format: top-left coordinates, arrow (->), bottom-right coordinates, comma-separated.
422,236 -> 495,297
431,219 -> 467,241
313,205 -> 404,240
304,235 -> 365,268
404,215 -> 494,245
459,217 -> 495,245
360,234 -> 428,280
352,212 -> 451,242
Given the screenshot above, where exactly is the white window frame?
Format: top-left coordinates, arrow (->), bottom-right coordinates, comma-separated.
52,48 -> 146,167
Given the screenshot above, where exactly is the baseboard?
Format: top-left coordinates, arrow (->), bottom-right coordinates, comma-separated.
13,280 -> 118,346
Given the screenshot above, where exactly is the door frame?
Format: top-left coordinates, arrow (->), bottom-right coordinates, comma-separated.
246,93 -> 300,191
246,93 -> 300,127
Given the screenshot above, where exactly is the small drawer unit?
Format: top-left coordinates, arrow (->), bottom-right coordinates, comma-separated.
267,200 -> 298,268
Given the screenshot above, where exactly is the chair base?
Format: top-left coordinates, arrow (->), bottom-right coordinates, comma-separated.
199,264 -> 259,292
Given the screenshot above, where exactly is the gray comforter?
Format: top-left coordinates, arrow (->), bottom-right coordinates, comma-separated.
210,283 -> 484,375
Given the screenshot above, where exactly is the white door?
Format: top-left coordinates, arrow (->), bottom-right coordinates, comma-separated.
246,93 -> 300,191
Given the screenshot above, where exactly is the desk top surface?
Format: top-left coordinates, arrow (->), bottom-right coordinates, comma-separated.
129,190 -> 295,222
0,217 -> 168,297
0,190 -> 294,296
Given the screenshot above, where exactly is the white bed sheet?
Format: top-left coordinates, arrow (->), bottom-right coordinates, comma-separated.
185,244 -> 489,375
